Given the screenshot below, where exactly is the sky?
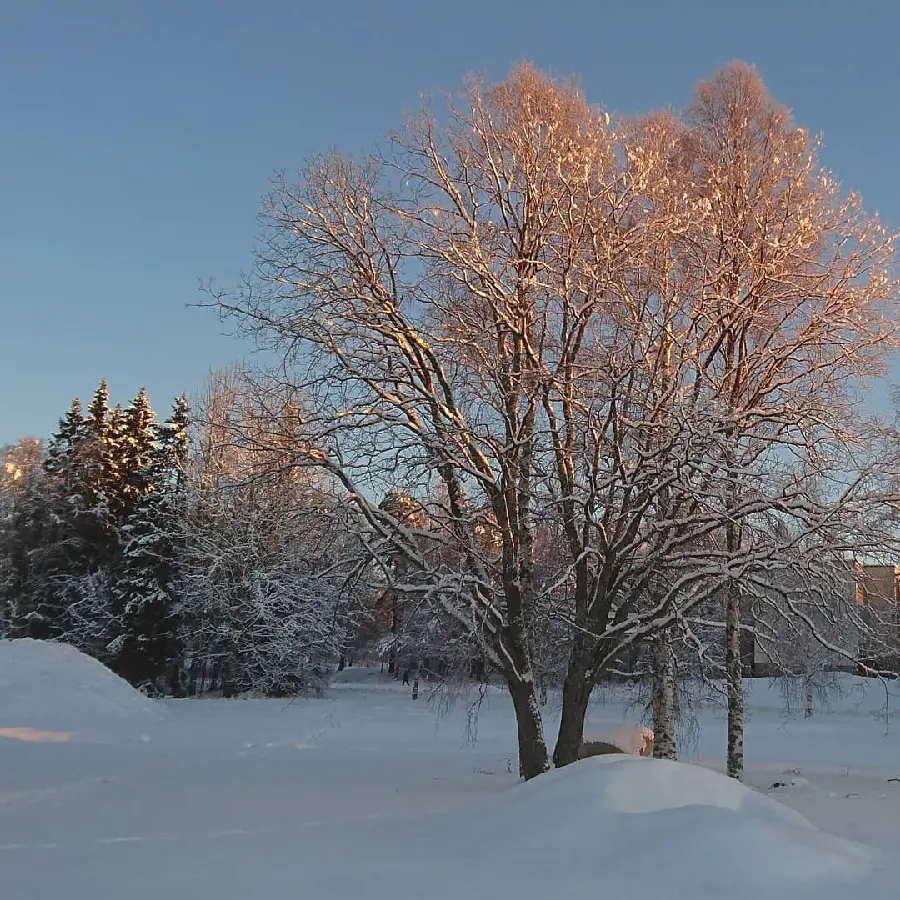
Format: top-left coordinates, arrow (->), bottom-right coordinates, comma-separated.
1,0 -> 899,445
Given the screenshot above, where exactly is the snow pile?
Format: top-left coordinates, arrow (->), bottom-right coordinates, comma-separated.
391,757 -> 877,900
0,639 -> 164,741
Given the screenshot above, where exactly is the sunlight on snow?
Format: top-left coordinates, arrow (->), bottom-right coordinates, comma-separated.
0,727 -> 72,743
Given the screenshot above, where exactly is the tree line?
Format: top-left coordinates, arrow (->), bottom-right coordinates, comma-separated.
1,382 -> 189,687
0,372 -> 357,698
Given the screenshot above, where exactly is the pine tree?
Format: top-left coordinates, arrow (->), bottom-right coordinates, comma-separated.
79,380 -> 121,569
45,398 -> 87,476
4,387 -> 189,691
21,398 -> 95,637
112,484 -> 174,690
155,395 -> 190,498
119,388 -> 157,516
107,404 -> 128,511
110,392 -> 187,693
0,442 -> 51,636
87,380 -> 110,439
85,380 -> 116,503
158,395 -> 190,692
25,384 -> 127,656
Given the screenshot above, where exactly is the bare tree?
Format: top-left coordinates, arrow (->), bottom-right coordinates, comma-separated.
554,62 -> 899,777
178,369 -> 357,697
211,65 -> 633,777
672,62 -> 898,778
209,62 -> 899,779
1,438 -> 42,492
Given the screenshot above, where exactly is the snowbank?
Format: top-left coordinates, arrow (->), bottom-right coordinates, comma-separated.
393,756 -> 877,900
0,639 -> 164,741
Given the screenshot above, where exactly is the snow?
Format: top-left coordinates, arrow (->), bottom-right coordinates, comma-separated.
0,638 -> 164,741
2,651 -> 900,899
395,757 -> 875,900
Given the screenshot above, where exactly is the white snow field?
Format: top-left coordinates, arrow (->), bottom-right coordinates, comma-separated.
2,640 -> 900,899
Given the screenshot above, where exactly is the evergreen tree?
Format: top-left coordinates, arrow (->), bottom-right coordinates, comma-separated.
157,394 -> 190,487
110,392 -> 187,693
45,398 -> 87,476
0,442 -> 51,636
119,388 -> 157,516
107,403 -> 128,510
158,395 -> 190,691
19,399 -> 95,636
85,380 -> 116,502
20,384 -> 125,652
80,380 -> 121,569
87,380 -> 110,439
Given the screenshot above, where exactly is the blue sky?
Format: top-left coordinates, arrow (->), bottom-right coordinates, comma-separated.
1,0 -> 898,444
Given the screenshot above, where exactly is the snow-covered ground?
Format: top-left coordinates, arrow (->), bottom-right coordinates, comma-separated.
2,640 -> 900,899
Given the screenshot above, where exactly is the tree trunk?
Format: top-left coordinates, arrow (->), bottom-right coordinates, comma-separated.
186,660 -> 199,696
553,652 -> 592,767
651,630 -> 678,760
725,581 -> 744,780
508,675 -> 550,779
167,661 -> 185,699
388,592 -> 400,674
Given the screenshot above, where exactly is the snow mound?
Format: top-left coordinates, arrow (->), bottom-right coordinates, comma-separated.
0,639 -> 164,741
395,756 -> 877,900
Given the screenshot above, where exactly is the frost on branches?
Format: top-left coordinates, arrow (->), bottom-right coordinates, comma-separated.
176,369 -> 357,698
210,61 -> 900,779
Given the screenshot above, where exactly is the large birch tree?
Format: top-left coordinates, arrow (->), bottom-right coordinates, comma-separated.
211,62 -> 899,779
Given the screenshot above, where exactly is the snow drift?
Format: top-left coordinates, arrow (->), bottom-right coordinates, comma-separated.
0,638 -> 164,741
383,756 -> 877,900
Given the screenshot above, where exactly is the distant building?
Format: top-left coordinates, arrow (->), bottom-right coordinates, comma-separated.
855,564 -> 900,611
751,563 -> 900,677
854,564 -> 900,673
